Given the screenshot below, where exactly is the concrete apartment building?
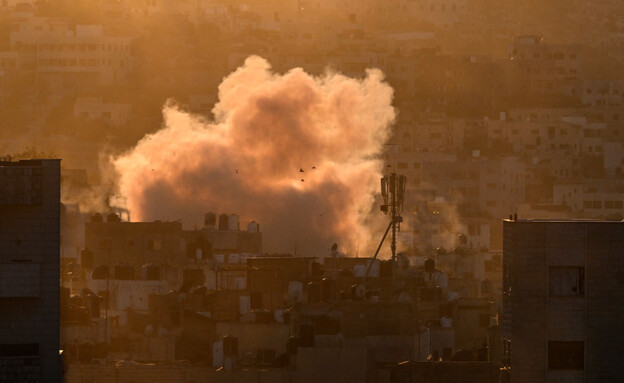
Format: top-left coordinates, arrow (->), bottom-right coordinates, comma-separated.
0,159 -> 61,382
508,36 -> 583,99
9,16 -> 132,93
553,180 -> 624,218
84,217 -> 184,268
503,219 -> 624,383
73,97 -> 132,127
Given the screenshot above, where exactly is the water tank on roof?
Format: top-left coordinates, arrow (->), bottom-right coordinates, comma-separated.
247,221 -> 259,233
321,278 -> 336,302
311,261 -> 322,276
212,341 -> 224,367
253,309 -> 272,324
420,287 -> 436,302
204,212 -> 216,229
114,264 -> 134,280
274,309 -> 284,323
81,249 -> 94,269
283,308 -> 291,324
239,295 -> 250,315
380,260 -> 393,278
92,265 -> 109,280
287,336 -> 299,355
435,272 -> 448,288
366,259 -> 380,277
288,281 -> 303,303
141,264 -> 160,280
228,214 -> 239,231
307,282 -> 321,303
425,258 -> 435,273
218,214 -> 228,231
351,284 -> 366,300
353,264 -> 366,278
107,213 -> 120,222
234,277 -> 246,290
223,335 -> 238,357
70,294 -> 85,307
250,291 -> 263,310
78,342 -> 95,363
299,323 -> 315,347
91,213 -> 103,223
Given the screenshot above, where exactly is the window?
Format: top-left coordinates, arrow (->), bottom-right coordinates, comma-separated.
397,162 -> 407,169
148,239 -> 162,251
548,341 -> 583,370
0,344 -> 39,357
549,267 -> 584,296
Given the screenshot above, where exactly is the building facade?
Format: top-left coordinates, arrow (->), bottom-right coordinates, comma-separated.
0,159 -> 61,382
503,219 -> 624,383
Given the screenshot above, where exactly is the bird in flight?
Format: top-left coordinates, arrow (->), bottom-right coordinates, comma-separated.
299,168 -> 304,173
300,179 -> 305,182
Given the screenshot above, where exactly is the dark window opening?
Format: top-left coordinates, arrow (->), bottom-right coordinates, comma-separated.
0,344 -> 39,357
549,341 -> 584,370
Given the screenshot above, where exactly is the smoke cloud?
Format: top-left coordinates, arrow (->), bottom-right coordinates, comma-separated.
112,56 -> 395,256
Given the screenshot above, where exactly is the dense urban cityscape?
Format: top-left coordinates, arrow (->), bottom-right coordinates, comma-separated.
1,0 -> 624,382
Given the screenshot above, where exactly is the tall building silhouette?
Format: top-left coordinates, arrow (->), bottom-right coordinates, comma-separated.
503,219 -> 624,383
0,159 -> 61,382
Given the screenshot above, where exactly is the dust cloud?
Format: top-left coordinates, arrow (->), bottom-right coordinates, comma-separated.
112,56 -> 395,256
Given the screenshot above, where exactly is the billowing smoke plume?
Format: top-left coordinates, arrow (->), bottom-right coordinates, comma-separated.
113,56 -> 395,256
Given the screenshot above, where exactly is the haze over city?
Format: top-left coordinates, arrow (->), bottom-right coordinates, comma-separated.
1,0 -> 624,382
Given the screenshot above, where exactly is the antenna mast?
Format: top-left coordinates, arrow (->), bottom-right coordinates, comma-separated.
380,172 -> 406,262
365,172 -> 407,280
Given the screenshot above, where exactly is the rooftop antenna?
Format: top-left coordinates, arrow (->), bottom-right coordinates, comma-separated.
366,172 -> 406,278
381,172 -> 406,262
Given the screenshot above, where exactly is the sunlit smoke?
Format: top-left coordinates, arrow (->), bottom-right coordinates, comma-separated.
112,56 -> 395,256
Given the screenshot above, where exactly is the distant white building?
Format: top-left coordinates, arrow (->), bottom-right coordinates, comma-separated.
73,97 -> 131,126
